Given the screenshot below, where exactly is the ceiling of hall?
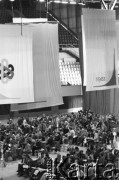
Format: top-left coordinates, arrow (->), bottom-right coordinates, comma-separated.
0,0 -> 118,10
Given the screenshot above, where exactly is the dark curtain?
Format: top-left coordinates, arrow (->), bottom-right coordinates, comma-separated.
0,105 -> 10,115
78,8 -> 119,118
83,88 -> 119,118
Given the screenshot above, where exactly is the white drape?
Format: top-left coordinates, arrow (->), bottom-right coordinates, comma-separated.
116,21 -> 119,75
11,23 -> 63,111
82,9 -> 118,91
83,19 -> 119,117
0,25 -> 34,104
33,23 -> 63,106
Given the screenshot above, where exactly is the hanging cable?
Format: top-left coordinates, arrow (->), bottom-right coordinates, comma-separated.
10,0 -> 14,19
46,0 -> 48,19
19,0 -> 23,36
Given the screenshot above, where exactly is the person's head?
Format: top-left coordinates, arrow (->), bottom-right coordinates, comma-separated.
70,127 -> 73,130
75,146 -> 79,152
45,152 -> 49,158
69,155 -> 75,164
42,114 -> 46,118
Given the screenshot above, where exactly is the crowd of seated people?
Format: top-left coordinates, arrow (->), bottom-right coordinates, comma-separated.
0,110 -> 119,179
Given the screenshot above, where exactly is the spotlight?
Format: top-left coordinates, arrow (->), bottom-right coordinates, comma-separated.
62,1 -> 68,3
70,2 -> 76,4
54,0 -> 60,3
78,1 -> 85,5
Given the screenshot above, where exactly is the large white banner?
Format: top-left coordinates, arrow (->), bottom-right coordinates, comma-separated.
11,23 -> 63,111
0,25 -> 34,104
116,21 -> 119,76
82,9 -> 118,91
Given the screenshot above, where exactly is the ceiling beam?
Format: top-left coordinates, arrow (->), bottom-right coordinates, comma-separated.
110,0 -> 117,9
100,0 -> 108,9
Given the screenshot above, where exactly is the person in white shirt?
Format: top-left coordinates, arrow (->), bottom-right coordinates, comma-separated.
23,119 -> 27,126
69,127 -> 75,138
94,130 -> 99,142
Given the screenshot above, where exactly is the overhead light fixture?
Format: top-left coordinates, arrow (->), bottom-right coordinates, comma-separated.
78,1 -> 85,5
54,0 -> 60,3
62,1 -> 68,3
51,0 -> 85,4
10,0 -> 15,1
80,3 -> 85,5
70,1 -> 76,4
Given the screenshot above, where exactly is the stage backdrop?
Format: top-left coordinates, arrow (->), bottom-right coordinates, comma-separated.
11,23 -> 63,111
82,9 -> 118,91
0,25 -> 34,104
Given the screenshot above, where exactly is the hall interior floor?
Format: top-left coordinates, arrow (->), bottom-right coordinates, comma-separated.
0,160 -> 28,180
0,146 -> 86,180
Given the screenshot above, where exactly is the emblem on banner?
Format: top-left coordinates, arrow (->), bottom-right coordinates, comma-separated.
0,59 -> 14,83
93,49 -> 117,88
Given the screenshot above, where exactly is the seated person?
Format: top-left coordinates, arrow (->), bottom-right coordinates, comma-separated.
24,141 -> 32,155
17,151 -> 48,177
17,153 -> 32,177
74,146 -> 80,156
46,135 -> 54,151
58,154 -> 73,179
